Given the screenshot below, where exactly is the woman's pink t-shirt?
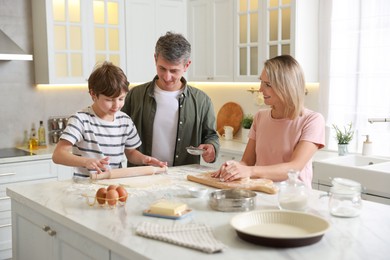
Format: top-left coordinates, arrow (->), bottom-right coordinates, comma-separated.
248,108 -> 325,188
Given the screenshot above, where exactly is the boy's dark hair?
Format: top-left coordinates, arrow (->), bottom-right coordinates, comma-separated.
88,61 -> 129,97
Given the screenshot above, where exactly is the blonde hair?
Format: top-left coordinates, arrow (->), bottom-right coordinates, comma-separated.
264,55 -> 305,119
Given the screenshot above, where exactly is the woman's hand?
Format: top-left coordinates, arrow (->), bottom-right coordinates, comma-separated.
211,161 -> 234,181
216,160 -> 252,182
84,156 -> 110,174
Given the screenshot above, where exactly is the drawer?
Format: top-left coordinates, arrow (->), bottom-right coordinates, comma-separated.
0,159 -> 55,184
0,210 -> 11,227
0,197 -> 10,213
0,210 -> 12,257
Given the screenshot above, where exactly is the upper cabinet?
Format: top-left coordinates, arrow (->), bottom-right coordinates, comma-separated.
188,0 -> 318,82
32,0 -> 126,84
187,0 -> 234,82
234,0 -> 318,82
292,0 -> 319,82
125,0 -> 187,83
31,0 -> 317,84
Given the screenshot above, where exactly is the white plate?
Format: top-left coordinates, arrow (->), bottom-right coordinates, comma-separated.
230,210 -> 330,247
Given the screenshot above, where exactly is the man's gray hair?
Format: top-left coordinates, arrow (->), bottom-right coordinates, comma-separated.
155,31 -> 191,64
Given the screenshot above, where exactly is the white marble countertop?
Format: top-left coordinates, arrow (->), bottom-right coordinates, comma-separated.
6,165 -> 390,260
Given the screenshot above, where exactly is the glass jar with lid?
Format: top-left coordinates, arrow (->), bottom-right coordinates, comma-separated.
278,170 -> 309,211
329,178 -> 362,217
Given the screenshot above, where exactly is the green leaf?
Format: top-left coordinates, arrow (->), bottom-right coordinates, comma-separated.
332,122 -> 354,144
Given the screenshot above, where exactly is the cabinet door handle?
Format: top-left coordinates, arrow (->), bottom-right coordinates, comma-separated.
47,229 -> 56,236
0,172 -> 16,177
0,224 -> 11,228
42,225 -> 50,232
0,196 -> 10,201
42,225 -> 57,236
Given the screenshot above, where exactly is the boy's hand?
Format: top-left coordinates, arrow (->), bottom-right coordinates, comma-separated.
143,156 -> 168,168
85,156 -> 110,174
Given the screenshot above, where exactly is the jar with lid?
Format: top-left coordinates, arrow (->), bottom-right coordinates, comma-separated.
329,178 -> 362,217
51,118 -> 58,130
278,170 -> 309,211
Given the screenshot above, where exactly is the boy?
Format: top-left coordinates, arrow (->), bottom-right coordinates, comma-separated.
52,61 -> 167,178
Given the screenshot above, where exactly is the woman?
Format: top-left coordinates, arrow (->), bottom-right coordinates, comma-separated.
212,55 -> 325,188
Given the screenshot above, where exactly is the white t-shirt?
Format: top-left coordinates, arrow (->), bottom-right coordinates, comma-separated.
152,85 -> 182,166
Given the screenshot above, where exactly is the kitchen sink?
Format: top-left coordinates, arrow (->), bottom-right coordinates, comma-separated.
319,154 -> 390,167
313,155 -> 390,205
363,162 -> 390,172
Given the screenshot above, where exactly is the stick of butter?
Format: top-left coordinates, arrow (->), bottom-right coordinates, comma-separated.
149,200 -> 188,216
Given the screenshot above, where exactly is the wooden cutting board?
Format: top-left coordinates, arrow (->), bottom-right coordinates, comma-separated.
187,172 -> 278,194
216,102 -> 243,136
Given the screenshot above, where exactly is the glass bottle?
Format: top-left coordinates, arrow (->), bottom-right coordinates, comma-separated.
278,170 -> 309,211
23,130 -> 29,148
29,123 -> 38,150
38,120 -> 46,146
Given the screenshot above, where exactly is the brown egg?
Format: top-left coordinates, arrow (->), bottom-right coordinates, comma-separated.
96,187 -> 107,205
107,185 -> 118,191
106,189 -> 119,206
116,186 -> 128,202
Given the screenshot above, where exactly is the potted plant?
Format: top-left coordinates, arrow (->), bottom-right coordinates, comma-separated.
332,122 -> 354,156
241,114 -> 253,143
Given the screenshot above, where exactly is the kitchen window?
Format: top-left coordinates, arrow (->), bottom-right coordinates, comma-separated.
319,0 -> 390,157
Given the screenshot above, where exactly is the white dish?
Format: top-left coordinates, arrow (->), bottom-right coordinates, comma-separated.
186,146 -> 205,155
230,210 -> 330,247
189,187 -> 208,198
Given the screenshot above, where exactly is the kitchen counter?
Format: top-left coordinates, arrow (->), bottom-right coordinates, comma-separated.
0,145 -> 54,164
0,139 -> 337,165
6,165 -> 390,260
219,138 -> 339,161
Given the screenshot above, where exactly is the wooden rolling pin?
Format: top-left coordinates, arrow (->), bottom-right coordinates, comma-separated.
90,166 -> 168,180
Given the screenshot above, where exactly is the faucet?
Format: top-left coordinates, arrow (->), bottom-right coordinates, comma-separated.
368,118 -> 390,124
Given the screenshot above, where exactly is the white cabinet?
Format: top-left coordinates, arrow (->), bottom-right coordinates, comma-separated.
187,0 -> 234,81
232,0 -> 318,82
54,163 -> 74,181
0,158 -> 57,259
11,200 -> 109,260
125,0 -> 187,82
32,0 -> 126,84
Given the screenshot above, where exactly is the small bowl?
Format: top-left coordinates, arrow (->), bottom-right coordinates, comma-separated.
186,146 -> 205,155
189,187 -> 208,198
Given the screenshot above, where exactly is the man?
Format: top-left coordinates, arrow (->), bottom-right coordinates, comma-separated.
122,32 -> 219,166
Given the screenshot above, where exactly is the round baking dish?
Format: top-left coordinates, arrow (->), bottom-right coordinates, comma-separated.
209,189 -> 257,212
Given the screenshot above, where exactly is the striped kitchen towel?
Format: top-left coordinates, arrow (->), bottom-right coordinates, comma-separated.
135,222 -> 226,253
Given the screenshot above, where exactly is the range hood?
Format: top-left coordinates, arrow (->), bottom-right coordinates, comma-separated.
0,30 -> 33,61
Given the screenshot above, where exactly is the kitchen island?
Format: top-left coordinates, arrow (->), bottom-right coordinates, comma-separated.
6,165 -> 390,260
